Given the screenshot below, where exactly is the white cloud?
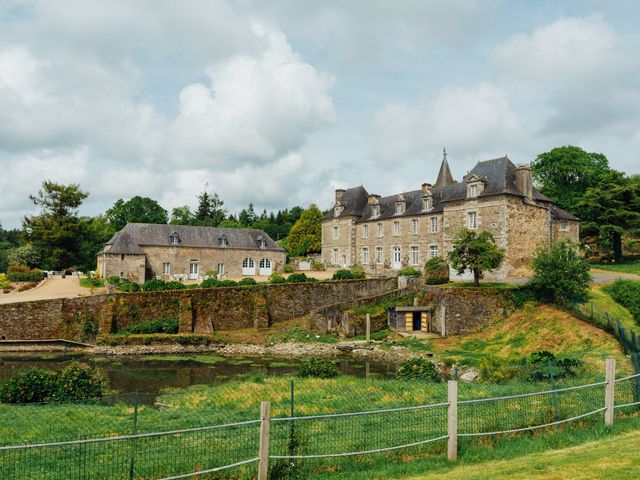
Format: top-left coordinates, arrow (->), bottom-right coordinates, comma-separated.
169,22 -> 335,168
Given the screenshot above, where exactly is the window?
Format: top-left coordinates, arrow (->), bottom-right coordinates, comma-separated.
362,247 -> 369,264
377,223 -> 384,237
468,211 -> 477,229
470,184 -> 478,197
170,234 -> 180,245
332,248 -> 339,265
257,237 -> 267,248
393,247 -> 401,265
218,236 -> 228,247
259,258 -> 271,268
242,258 -> 255,268
333,226 -> 339,240
162,263 -> 170,275
560,221 -> 569,231
411,246 -> 419,265
334,205 -> 343,217
372,205 -> 380,217
411,219 -> 419,234
393,221 -> 400,236
422,197 -> 432,211
430,245 -> 439,258
430,217 -> 438,233
120,254 -> 125,261
395,202 -> 405,214
375,247 -> 383,264
217,263 -> 225,275
363,224 -> 369,238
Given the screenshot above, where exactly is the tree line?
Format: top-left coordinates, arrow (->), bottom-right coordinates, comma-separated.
0,184 -> 324,273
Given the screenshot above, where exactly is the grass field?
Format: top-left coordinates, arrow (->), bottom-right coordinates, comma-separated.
590,260 -> 640,275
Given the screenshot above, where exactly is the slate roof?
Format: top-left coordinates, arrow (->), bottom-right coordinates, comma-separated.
102,223 -> 284,255
326,155 -> 575,223
549,204 -> 580,221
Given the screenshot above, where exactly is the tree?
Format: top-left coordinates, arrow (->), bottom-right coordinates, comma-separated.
448,229 -> 505,287
194,191 -> 226,226
169,206 -> 194,225
238,203 -> 257,226
287,204 -> 323,256
531,146 -> 610,215
529,240 -> 591,306
0,223 -> 24,273
23,181 -> 89,270
6,244 -> 40,268
578,170 -> 640,263
77,216 -> 116,272
105,196 -> 168,231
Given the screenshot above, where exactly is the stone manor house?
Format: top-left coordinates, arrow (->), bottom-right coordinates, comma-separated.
321,153 -> 579,280
97,223 -> 286,283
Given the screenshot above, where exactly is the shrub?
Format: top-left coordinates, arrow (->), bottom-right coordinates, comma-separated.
298,358 -> 340,378
116,280 -> 141,292
238,277 -> 257,286
164,280 -> 186,290
351,264 -> 366,279
604,279 -> 640,324
0,273 -> 10,290
122,317 -> 179,334
80,277 -> 103,288
269,272 -> 286,284
107,276 -> 121,286
6,265 -> 45,283
526,351 -> 583,381
395,358 -> 441,382
478,357 -> 521,383
283,264 -> 295,273
219,279 -> 238,287
312,261 -> 325,271
424,257 -> 449,285
529,240 -> 591,306
200,278 -> 220,288
505,287 -> 536,309
332,269 -> 353,280
0,364 -> 105,404
287,273 -> 310,283
142,279 -> 167,291
398,267 -> 422,277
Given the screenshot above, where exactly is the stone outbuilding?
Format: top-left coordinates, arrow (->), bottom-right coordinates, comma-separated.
97,223 -> 286,283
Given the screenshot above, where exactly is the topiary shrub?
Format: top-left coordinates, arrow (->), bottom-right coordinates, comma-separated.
142,279 -> 166,291
332,269 -> 353,280
395,358 -> 440,382
238,277 -> 258,286
424,257 -> 449,284
269,272 -> 286,284
164,281 -> 186,290
283,264 -> 295,273
287,273 -> 310,283
219,279 -> 238,287
297,358 -> 340,378
200,278 -> 220,288
398,268 -> 422,277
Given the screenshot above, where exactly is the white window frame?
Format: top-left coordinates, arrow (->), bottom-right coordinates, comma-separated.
410,246 -> 419,265
170,235 -> 179,245
162,262 -> 170,275
217,263 -> 225,276
332,248 -> 339,265
422,197 -> 432,211
242,257 -> 255,268
393,221 -> 400,236
468,211 -> 477,229
392,246 -> 401,269
372,205 -> 380,217
470,184 -> 478,198
430,245 -> 439,258
375,247 -> 383,264
362,247 -> 369,265
560,221 -> 569,231
363,224 -> 369,238
333,226 -> 339,240
411,219 -> 419,234
377,223 -> 384,237
395,202 -> 405,214
430,217 -> 438,233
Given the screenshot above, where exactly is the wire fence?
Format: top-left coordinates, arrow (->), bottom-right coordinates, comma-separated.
1,363 -> 639,480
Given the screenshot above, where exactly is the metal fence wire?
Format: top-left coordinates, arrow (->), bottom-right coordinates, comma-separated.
0,369 -> 639,479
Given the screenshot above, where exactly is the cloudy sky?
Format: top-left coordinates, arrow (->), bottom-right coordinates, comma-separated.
1,0 -> 639,228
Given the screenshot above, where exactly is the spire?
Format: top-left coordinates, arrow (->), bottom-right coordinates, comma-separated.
435,148 -> 455,188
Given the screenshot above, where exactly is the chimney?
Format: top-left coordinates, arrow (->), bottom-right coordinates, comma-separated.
335,189 -> 346,203
367,194 -> 380,205
421,183 -> 433,195
515,164 -> 533,201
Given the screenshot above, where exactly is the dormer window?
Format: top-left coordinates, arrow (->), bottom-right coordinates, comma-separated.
422,197 -> 433,211
395,195 -> 406,215
169,233 -> 180,245
470,184 -> 478,197
372,205 -> 380,217
218,235 -> 228,247
465,174 -> 485,199
334,204 -> 344,217
257,236 -> 267,248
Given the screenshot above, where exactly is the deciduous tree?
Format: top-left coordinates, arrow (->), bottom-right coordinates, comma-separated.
105,196 -> 168,230
287,204 -> 323,255
448,229 -> 505,287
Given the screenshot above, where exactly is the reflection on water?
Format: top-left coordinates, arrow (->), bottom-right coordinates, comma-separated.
0,352 -> 396,395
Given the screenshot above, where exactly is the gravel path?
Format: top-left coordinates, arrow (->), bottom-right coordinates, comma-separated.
0,276 -> 107,304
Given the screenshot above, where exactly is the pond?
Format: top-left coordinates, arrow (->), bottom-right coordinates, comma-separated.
0,352 -> 397,397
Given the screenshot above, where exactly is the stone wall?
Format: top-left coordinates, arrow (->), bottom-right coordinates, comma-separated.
0,277 -> 399,342
551,219 -> 580,244
504,197 -> 549,277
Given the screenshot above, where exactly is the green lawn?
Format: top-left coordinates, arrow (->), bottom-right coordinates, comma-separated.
590,260 -> 640,275
78,277 -> 104,288
443,282 -> 520,289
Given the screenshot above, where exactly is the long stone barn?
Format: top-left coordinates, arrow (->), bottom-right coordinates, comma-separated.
97,223 -> 286,282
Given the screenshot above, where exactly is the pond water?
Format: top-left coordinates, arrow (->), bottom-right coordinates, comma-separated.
0,352 -> 396,396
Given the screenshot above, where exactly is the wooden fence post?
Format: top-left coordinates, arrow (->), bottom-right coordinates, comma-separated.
366,313 -> 371,342
605,358 -> 616,426
258,401 -> 271,480
447,380 -> 458,461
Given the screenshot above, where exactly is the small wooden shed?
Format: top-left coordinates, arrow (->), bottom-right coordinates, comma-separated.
388,306 -> 432,333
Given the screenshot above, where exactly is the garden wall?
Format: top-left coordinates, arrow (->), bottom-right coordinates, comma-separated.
0,277 -> 399,342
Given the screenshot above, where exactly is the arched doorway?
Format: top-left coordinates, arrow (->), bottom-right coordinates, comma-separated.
259,258 -> 272,276
242,257 -> 256,276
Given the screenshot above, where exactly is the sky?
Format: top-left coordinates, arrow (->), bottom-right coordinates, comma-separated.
1,0 -> 639,228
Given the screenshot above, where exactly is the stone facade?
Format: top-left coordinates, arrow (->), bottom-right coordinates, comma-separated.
322,155 -> 580,280
97,223 -> 286,282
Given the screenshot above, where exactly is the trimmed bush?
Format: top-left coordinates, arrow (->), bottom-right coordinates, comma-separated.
269,272 -> 286,284
287,273 -> 310,283
219,279 -> 238,287
164,281 -> 186,290
6,265 -> 45,283
116,280 -> 141,292
122,317 -> 179,334
332,269 -> 353,280
351,264 -> 366,279
298,358 -> 340,378
424,257 -> 449,285
238,277 -> 257,286
142,279 -> 166,291
398,268 -> 421,277
395,358 -> 441,382
604,279 -> 640,324
283,264 -> 295,273
107,276 -> 121,286
200,278 -> 220,288
0,364 -> 105,404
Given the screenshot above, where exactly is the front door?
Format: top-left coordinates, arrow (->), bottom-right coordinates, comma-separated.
392,247 -> 401,270
189,262 -> 199,280
259,258 -> 272,276
412,312 -> 422,331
